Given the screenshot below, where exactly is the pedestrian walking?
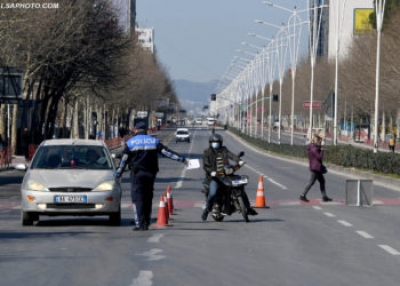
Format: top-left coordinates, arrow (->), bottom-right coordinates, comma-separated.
115,121 -> 189,231
389,136 -> 395,153
300,134 -> 332,203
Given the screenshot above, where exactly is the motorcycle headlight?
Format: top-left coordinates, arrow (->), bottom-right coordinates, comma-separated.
224,167 -> 233,175
26,180 -> 49,192
93,181 -> 114,192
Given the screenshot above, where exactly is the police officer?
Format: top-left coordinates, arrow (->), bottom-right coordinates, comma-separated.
115,121 -> 188,231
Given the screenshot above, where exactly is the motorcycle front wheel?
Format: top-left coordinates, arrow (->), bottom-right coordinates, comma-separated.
211,212 -> 225,222
238,196 -> 249,222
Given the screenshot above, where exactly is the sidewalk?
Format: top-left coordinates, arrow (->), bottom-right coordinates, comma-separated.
0,155 -> 27,172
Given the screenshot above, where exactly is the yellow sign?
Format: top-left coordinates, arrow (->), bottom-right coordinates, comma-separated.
354,9 -> 374,35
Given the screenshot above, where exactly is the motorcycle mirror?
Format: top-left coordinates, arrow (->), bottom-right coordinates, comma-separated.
238,151 -> 245,157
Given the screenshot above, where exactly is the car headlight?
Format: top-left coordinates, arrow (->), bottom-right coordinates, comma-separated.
93,181 -> 115,192
26,180 -> 49,192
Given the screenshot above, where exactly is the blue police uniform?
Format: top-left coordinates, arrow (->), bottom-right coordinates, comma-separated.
116,122 -> 186,230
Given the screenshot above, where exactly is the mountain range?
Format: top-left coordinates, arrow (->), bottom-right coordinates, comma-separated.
174,79 -> 218,117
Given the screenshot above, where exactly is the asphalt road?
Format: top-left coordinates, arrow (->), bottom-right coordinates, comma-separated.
1,127 -> 400,286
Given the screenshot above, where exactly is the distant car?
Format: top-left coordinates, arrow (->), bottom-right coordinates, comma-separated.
207,118 -> 216,126
175,128 -> 191,143
195,118 -> 202,125
16,139 -> 122,226
273,120 -> 283,131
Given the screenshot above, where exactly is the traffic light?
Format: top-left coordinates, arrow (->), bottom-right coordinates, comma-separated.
273,94 -> 279,101
211,94 -> 216,101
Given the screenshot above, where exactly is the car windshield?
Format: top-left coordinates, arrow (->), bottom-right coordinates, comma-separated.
177,130 -> 188,135
30,145 -> 113,170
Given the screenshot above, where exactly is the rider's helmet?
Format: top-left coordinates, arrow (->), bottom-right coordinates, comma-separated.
209,133 -> 223,149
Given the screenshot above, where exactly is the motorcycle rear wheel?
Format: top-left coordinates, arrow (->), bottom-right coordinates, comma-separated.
238,196 -> 249,222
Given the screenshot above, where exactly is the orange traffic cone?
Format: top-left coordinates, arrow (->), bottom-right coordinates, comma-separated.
254,175 -> 269,208
163,194 -> 170,221
166,185 -> 175,215
155,195 -> 169,227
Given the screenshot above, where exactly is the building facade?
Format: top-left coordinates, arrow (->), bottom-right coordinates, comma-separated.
136,28 -> 155,53
328,0 -> 374,60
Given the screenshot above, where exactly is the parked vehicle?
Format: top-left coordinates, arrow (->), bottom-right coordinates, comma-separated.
16,139 -> 122,226
175,128 -> 191,143
201,152 -> 250,222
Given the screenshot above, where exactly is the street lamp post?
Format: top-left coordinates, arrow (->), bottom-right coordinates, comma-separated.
373,0 -> 386,153
242,42 -> 263,138
276,26 -> 288,145
266,41 -> 277,143
307,2 -> 328,141
248,33 -> 272,139
264,1 -> 323,145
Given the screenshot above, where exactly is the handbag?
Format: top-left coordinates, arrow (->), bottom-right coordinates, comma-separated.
321,165 -> 328,174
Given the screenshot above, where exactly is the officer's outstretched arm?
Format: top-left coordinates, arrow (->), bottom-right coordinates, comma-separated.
159,143 -> 185,163
115,153 -> 129,177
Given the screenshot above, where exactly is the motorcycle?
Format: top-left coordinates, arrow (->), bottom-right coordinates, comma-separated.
202,151 -> 251,222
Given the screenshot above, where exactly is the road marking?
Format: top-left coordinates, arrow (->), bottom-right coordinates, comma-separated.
138,248 -> 165,261
148,233 -> 164,243
378,245 -> 400,255
323,212 -> 336,217
312,206 -> 322,210
279,201 -> 301,206
130,270 -> 153,286
174,135 -> 195,190
244,165 -> 287,190
338,220 -> 353,227
356,231 -> 374,239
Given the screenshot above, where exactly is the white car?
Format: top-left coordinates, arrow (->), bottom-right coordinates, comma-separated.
16,139 -> 122,226
207,118 -> 216,126
195,118 -> 202,125
175,128 -> 191,143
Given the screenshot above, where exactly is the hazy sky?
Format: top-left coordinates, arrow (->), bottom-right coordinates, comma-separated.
136,0 -> 309,84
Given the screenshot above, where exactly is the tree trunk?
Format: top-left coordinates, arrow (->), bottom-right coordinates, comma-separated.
12,104 -> 18,154
72,98 -> 79,139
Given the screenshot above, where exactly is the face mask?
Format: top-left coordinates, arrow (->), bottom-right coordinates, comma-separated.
211,142 -> 220,149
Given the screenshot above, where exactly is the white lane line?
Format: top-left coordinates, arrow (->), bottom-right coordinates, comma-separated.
266,177 -> 287,190
147,233 -> 164,243
130,270 -> 153,286
280,201 -> 301,206
244,165 -> 287,190
174,136 -> 195,190
338,220 -> 353,227
356,231 -> 374,239
323,212 -> 336,218
312,206 -> 322,210
138,248 -> 165,261
378,245 -> 400,255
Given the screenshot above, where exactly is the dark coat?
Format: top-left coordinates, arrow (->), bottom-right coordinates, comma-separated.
118,130 -> 185,175
203,146 -> 240,181
308,142 -> 323,172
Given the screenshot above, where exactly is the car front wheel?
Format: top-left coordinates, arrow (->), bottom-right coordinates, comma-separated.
21,211 -> 37,226
109,208 -> 121,226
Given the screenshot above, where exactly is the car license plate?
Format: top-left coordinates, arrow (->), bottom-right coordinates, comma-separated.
54,195 -> 87,203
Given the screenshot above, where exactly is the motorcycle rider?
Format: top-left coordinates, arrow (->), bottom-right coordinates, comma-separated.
202,133 -> 258,221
